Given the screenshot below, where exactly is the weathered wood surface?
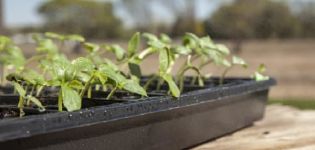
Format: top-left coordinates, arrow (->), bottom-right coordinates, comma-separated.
193,105 -> 315,150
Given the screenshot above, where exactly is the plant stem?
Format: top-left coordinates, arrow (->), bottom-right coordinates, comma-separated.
95,84 -> 100,91
189,60 -> 212,85
58,90 -> 63,112
30,85 -> 35,96
199,60 -> 212,70
80,76 -> 94,97
36,85 -> 44,97
144,75 -> 158,90
106,86 -> 117,100
156,77 -> 164,91
18,96 -> 25,117
190,76 -> 197,85
176,55 -> 199,79
178,66 -> 191,92
219,67 -> 232,85
87,86 -> 92,98
176,57 -> 189,78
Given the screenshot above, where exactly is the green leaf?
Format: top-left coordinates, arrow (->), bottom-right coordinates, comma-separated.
258,64 -> 266,73
104,59 -> 120,72
94,71 -> 107,85
99,64 -> 125,83
111,45 -> 125,60
26,95 -> 45,112
49,57 -> 74,81
128,62 -> 142,78
0,46 -> 26,69
36,39 -> 58,54
13,82 -> 26,97
84,42 -> 100,53
221,59 -> 232,67
77,72 -> 91,83
71,57 -> 95,73
200,37 -> 214,50
46,80 -> 61,86
22,69 -> 45,85
143,33 -> 159,41
123,80 -> 147,96
159,48 -> 169,73
0,36 -> 12,50
68,80 -> 84,90
66,34 -> 85,42
160,33 -> 171,43
183,33 -> 198,48
128,32 -> 140,57
148,40 -> 165,49
45,32 -> 64,41
253,72 -> 269,81
215,44 -> 230,55
162,74 -> 180,97
62,85 -> 81,112
174,46 -> 192,55
232,56 -> 248,68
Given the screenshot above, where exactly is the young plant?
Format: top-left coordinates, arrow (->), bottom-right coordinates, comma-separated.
139,33 -> 180,97
6,70 -> 46,116
0,32 -> 269,115
219,56 -> 248,85
0,36 -> 26,86
253,64 -> 270,81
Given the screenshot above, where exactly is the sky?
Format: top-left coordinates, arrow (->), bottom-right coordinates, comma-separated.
3,0 -> 313,28
3,0 -> 230,28
4,0 -> 44,27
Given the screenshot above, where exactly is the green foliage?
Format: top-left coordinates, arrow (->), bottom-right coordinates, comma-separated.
253,64 -> 270,81
61,85 -> 81,112
128,32 -> 140,58
1,32 -> 269,115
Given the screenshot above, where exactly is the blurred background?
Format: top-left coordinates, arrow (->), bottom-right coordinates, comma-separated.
0,0 -> 315,104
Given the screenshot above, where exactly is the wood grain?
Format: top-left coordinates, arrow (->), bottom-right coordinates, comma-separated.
193,105 -> 315,150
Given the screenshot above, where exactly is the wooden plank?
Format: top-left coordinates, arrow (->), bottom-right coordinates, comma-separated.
193,105 -> 315,150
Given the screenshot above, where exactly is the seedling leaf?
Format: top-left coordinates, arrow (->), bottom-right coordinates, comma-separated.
13,82 -> 26,97
26,95 -> 46,112
232,56 -> 248,68
128,32 -> 140,57
123,80 -> 147,96
62,85 -> 81,112
162,74 -> 180,97
128,62 -> 142,78
253,72 -> 270,81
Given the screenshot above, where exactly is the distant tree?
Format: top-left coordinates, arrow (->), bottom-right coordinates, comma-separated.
38,0 -> 124,39
295,2 -> 315,38
119,0 -> 205,36
206,0 -> 299,39
253,1 -> 300,38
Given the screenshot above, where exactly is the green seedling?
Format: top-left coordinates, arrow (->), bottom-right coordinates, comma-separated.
0,32 -> 269,116
253,64 -> 270,81
219,56 -> 248,85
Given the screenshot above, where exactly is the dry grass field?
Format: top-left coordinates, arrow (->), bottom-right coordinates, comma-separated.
17,39 -> 315,100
